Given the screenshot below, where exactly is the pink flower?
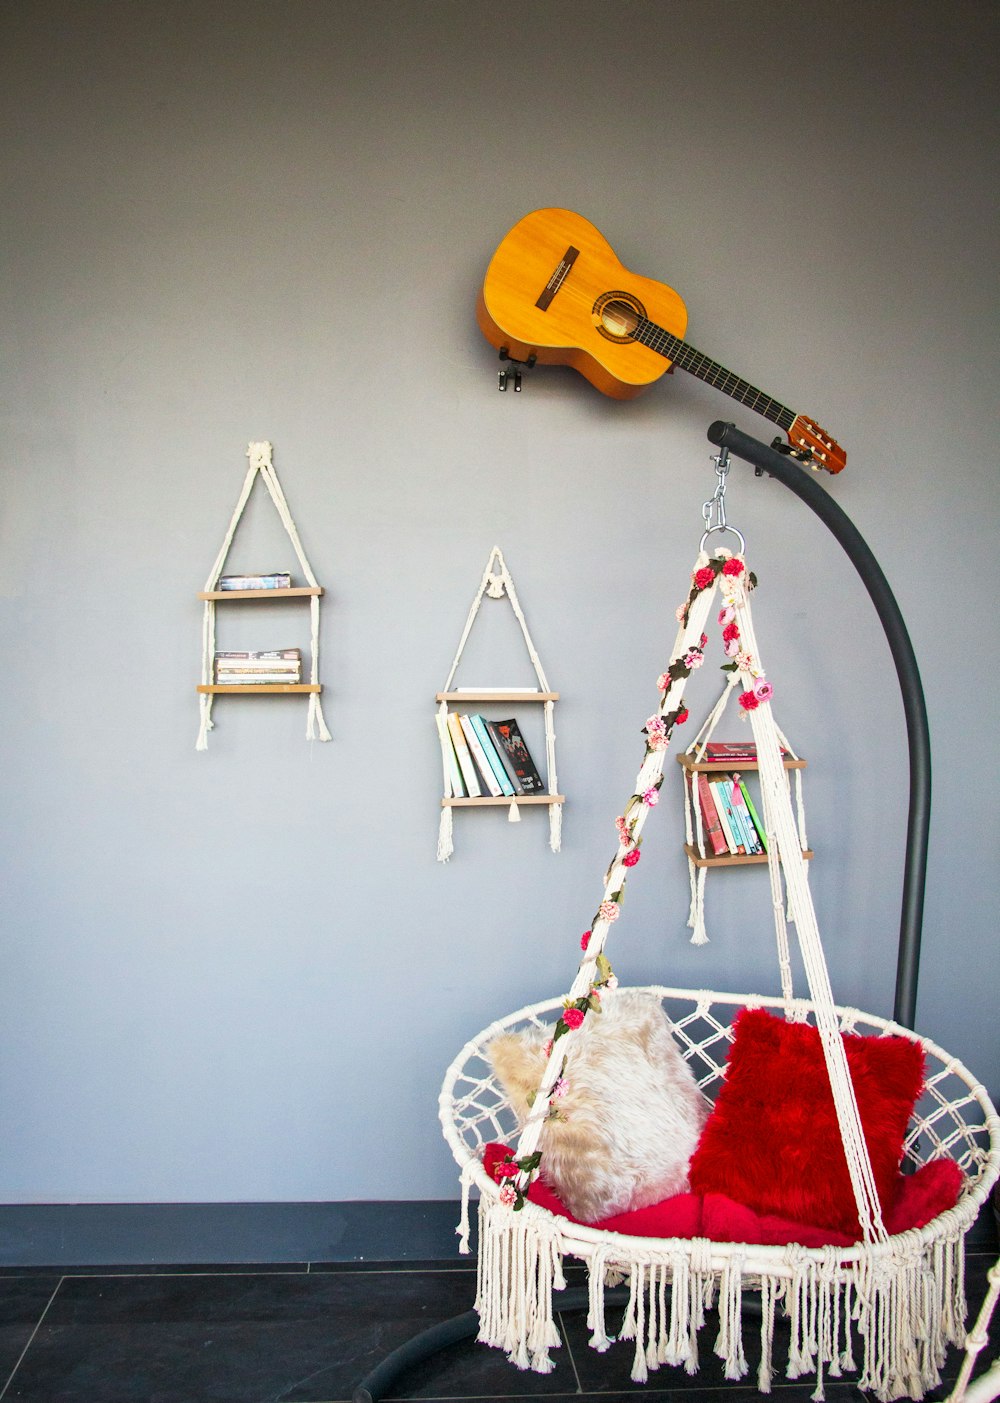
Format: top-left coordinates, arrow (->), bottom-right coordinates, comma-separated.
553,1077 -> 569,1098
643,787 -> 660,806
722,621 -> 740,643
646,731 -> 668,752
562,1006 -> 585,1030
499,1183 -> 517,1206
543,1040 -> 553,1057
615,815 -> 631,844
656,672 -> 670,691
722,558 -> 745,577
738,690 -> 759,712
718,606 -> 735,626
701,633 -> 709,647
694,566 -> 716,590
622,847 -> 641,867
598,900 -> 620,922
735,651 -> 754,671
753,679 -> 774,702
580,929 -> 591,951
675,604 -> 687,623
683,650 -> 704,669
645,715 -> 666,737
724,637 -> 740,657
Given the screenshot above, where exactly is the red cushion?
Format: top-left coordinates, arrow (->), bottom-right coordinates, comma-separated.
482,1142 -> 961,1245
688,1008 -> 926,1237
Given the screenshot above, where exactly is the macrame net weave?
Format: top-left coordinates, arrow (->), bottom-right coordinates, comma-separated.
439,548 -> 999,1401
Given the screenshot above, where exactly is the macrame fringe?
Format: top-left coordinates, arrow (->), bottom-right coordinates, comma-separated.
475,1197 -> 565,1373
437,806 -> 454,863
548,801 -> 562,852
471,1193 -> 968,1401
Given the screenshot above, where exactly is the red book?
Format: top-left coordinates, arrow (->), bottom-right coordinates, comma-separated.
697,773 -> 730,856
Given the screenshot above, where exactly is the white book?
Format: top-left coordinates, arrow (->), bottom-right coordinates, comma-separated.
459,715 -> 502,796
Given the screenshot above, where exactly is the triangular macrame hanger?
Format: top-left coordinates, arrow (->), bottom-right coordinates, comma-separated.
436,547 -> 560,859
196,442 -> 332,750
509,544 -> 889,1248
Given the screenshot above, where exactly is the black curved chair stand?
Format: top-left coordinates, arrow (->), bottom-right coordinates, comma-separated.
351,422 -> 931,1402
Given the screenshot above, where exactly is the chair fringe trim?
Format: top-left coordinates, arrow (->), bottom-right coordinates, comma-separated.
470,1192 -> 969,1401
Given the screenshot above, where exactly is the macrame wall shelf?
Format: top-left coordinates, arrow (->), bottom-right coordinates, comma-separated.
678,673 -> 811,946
436,546 -> 563,862
195,441 -> 332,751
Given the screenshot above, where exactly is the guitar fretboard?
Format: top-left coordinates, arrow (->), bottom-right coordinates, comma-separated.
634,318 -> 796,431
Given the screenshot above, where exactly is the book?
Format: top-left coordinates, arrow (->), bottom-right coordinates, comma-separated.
468,715 -> 515,796
728,776 -> 764,854
217,573 -> 292,590
447,712 -> 482,797
696,772 -> 729,857
459,715 -> 503,797
708,777 -> 744,854
213,673 -> 303,684
483,721 -> 524,794
703,741 -> 789,762
435,712 -> 465,798
486,718 -> 545,794
215,648 -> 301,661
738,779 -> 769,853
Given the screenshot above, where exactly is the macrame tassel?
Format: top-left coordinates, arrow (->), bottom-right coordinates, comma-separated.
508,800 -> 521,823
474,1197 -> 562,1373
456,1162 -> 475,1254
714,1252 -> 748,1381
587,1251 -> 612,1352
548,801 -> 561,852
688,863 -> 709,945
437,806 -> 454,863
306,692 -> 332,743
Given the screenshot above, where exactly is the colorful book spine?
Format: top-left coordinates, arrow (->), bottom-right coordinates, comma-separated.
469,715 -> 515,796
447,712 -> 481,797
709,778 -> 744,854
738,779 -> 768,853
459,715 -> 503,797
729,776 -> 764,854
696,772 -> 729,857
436,713 -> 465,798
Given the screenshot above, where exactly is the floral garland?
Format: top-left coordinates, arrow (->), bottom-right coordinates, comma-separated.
489,552 -> 768,1210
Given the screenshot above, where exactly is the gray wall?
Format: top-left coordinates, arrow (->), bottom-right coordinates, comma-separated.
2,0 -> 997,1223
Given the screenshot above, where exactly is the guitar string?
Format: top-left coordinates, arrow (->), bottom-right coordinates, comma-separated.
507,277 -> 797,430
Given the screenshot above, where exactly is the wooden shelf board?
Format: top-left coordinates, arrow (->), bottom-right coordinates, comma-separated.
197,683 -> 322,694
684,842 -> 813,868
677,753 -> 806,772
442,794 -> 564,807
198,586 -> 323,601
436,691 -> 558,703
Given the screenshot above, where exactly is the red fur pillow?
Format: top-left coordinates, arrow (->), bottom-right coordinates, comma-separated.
687,1007 -> 926,1238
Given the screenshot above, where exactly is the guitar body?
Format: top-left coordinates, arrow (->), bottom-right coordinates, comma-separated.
477,207 -> 687,400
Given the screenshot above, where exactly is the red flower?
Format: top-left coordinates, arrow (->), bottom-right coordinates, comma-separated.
580,930 -> 591,951
493,1158 -> 520,1181
622,848 -> 641,867
694,566 -> 716,590
722,621 -> 740,643
562,1007 -> 586,1030
722,558 -> 745,576
676,707 -> 689,724
738,690 -> 759,711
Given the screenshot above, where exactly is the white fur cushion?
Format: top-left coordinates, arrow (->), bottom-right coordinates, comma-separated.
487,990 -> 708,1223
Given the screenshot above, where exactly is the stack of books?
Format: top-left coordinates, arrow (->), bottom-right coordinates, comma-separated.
438,714 -> 546,799
696,770 -> 768,857
214,649 -> 302,684
217,572 -> 291,591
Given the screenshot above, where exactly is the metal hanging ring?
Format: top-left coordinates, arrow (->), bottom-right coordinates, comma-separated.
700,522 -> 747,556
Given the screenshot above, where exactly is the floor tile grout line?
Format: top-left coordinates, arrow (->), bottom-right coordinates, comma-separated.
0,1274 -> 65,1402
557,1308 -> 586,1395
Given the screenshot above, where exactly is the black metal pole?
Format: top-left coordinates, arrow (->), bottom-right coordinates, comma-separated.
706,421 -> 930,1029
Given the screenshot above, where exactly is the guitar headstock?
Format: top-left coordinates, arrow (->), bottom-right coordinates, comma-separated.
787,415 -> 847,473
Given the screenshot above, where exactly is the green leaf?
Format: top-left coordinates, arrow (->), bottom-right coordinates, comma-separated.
518,1151 -> 542,1173
721,661 -> 738,672
595,953 -> 613,983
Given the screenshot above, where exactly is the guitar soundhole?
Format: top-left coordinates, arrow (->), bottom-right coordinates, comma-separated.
594,291 -> 645,343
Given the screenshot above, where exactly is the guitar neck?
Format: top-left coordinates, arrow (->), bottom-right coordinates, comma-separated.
634,318 -> 795,432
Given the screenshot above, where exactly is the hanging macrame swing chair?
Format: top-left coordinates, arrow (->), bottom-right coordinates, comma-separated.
439,539 -> 1000,1403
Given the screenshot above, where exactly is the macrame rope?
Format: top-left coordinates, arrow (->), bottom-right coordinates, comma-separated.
437,547 -> 560,858
195,442 -> 331,749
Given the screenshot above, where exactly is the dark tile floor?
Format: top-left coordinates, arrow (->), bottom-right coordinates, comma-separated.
0,1248 -> 996,1403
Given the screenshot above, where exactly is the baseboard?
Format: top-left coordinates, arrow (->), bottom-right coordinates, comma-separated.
1,1193 -> 993,1269
0,1200 -> 472,1268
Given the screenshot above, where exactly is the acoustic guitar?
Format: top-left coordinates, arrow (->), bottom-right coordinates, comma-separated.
477,208 -> 846,473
